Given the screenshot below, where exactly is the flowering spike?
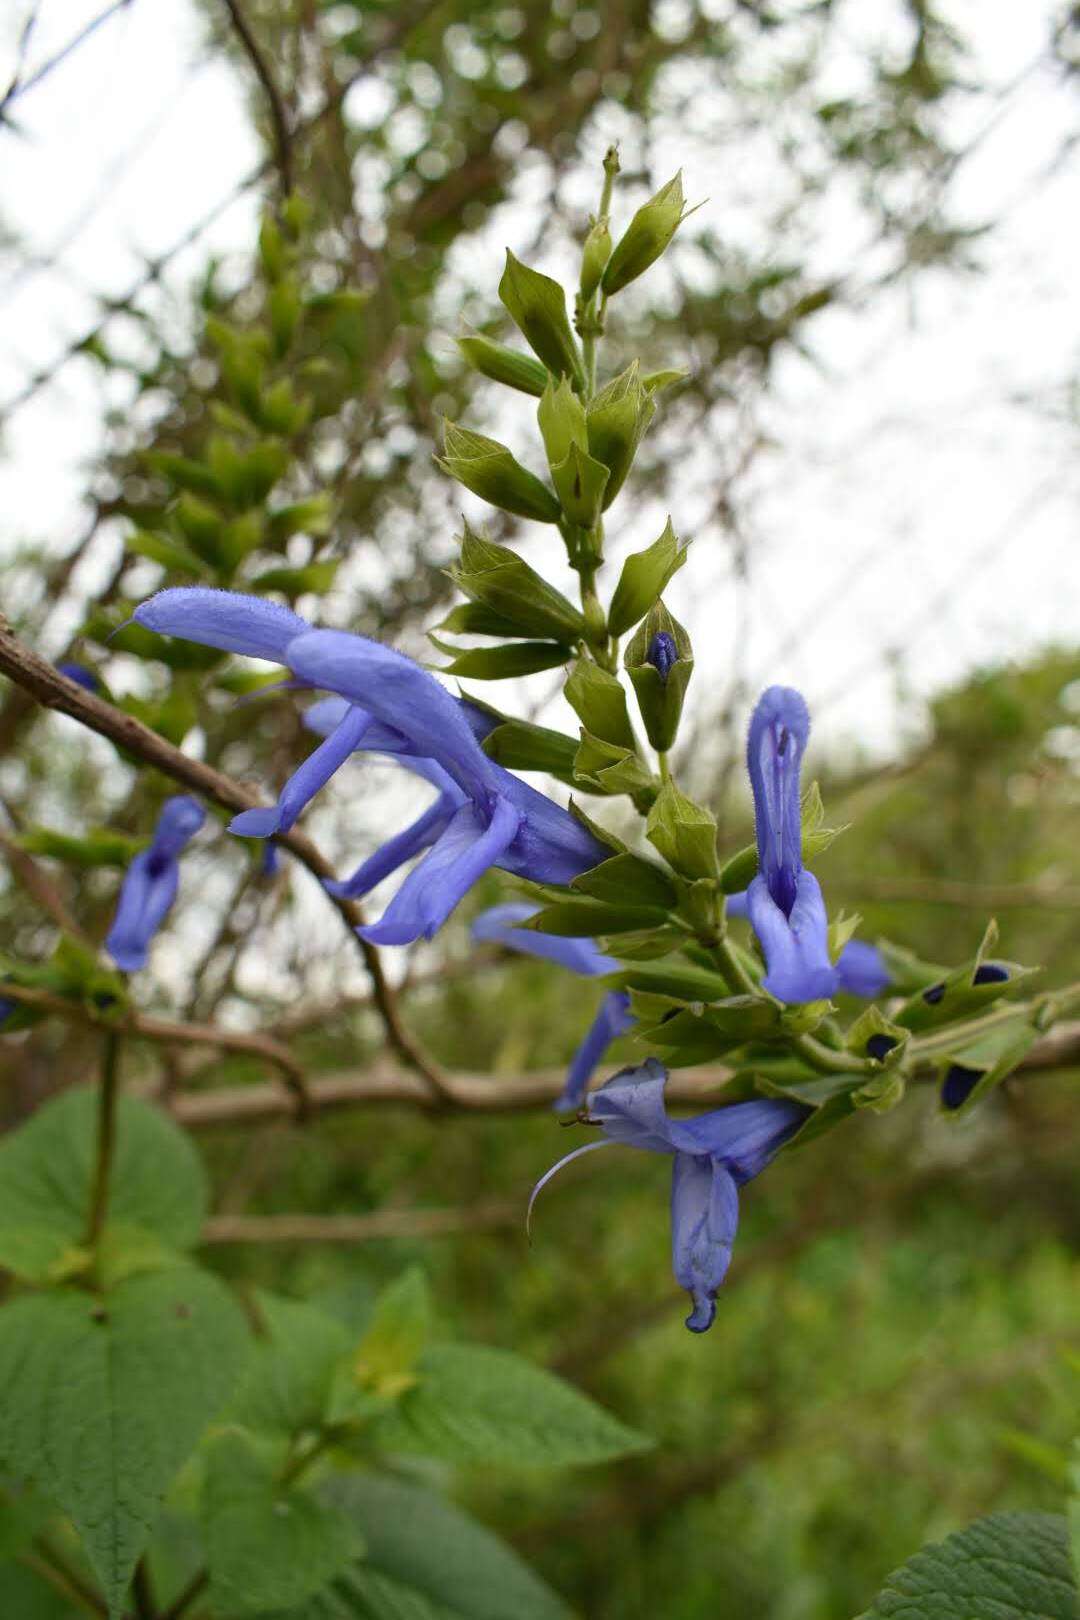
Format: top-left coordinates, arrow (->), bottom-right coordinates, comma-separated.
533,1060 -> 807,1332
105,796 -> 206,972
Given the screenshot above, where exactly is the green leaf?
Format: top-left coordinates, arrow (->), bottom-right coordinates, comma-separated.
372,1344 -> 649,1467
536,375 -> 587,467
646,782 -> 718,880
451,525 -> 585,641
252,561 -> 340,599
607,959 -> 735,1002
457,330 -> 550,397
231,1292 -> 351,1438
608,519 -> 688,635
430,640 -> 571,680
550,442 -> 610,528
481,719 -> 581,784
326,1474 -> 571,1620
17,825 -> 146,869
570,852 -> 676,909
435,602 -> 527,640
1068,1440 -> 1080,1582
267,495 -> 335,545
498,252 -> 583,386
573,733 -> 657,799
524,898 -> 669,937
859,1511 -> 1078,1619
564,660 -> 636,750
0,1268 -> 250,1616
585,362 -> 655,508
437,423 -> 561,525
0,1088 -> 208,1283
126,529 -> 208,577
602,172 -> 691,296
203,1430 -> 359,1617
352,1268 -> 432,1398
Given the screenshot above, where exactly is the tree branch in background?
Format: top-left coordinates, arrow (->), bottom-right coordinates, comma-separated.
220,0 -> 293,197
165,1022 -> 1080,1129
201,1201 -> 518,1246
0,617 -> 452,1102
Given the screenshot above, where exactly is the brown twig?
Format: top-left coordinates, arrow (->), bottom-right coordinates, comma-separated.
20,1535 -> 107,1617
164,1018 -> 1080,1130
0,619 -> 450,1101
201,1200 -> 518,1245
220,0 -> 293,197
0,981 -> 312,1119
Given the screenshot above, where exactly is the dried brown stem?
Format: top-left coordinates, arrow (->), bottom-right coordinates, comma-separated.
0,618 -> 450,1100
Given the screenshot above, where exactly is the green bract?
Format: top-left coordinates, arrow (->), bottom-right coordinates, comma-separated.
499,250 -> 584,386
602,172 -> 691,295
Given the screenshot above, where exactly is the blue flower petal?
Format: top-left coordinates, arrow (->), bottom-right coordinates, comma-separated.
230,704 -> 373,838
286,630 -> 498,801
667,1096 -> 809,1179
56,661 -> 99,692
104,795 -> 205,972
471,903 -> 618,977
747,871 -> 838,1003
360,796 -> 523,945
747,685 -> 809,916
134,587 -> 311,662
555,990 -> 634,1113
835,938 -> 890,997
585,1057 -> 677,1153
325,796 -> 456,900
671,1153 -> 739,1333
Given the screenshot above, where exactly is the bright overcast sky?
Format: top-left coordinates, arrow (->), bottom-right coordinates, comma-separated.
2,0 -> 1079,773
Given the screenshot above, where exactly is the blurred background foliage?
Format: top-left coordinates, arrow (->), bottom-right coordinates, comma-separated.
1,0 -> 1078,1615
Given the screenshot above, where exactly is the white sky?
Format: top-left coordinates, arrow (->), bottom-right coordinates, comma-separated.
1,0 -> 1079,780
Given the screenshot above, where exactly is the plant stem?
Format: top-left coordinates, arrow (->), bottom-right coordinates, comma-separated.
19,1537 -> 108,1617
84,1029 -> 121,1252
708,931 -> 869,1076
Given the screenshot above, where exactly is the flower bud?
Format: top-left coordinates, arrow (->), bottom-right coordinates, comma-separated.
607,518 -> 689,635
499,251 -> 584,386
457,330 -> 549,397
586,362 -> 655,509
438,421 -> 561,524
580,217 -> 612,301
625,602 -> 693,752
602,172 -> 691,296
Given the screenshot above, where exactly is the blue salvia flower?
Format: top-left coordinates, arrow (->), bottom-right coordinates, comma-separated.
132,589 -> 607,946
832,938 -> 891,997
743,686 -> 838,1003
105,795 -> 206,972
472,902 -> 635,1112
531,1059 -> 809,1333
56,661 -> 100,692
726,890 -> 889,998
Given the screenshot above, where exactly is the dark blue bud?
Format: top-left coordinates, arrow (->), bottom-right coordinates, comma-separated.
973,963 -> 1008,985
647,631 -> 677,683
922,982 -> 945,1005
941,1064 -> 982,1110
865,1033 -> 898,1061
57,661 -> 99,692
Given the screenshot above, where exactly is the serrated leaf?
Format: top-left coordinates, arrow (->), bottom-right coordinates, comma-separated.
0,1268 -> 250,1616
372,1344 -> 649,1467
859,1511 -> 1078,1619
0,1088 -> 208,1282
231,1292 -> 351,1438
203,1430 -> 359,1617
